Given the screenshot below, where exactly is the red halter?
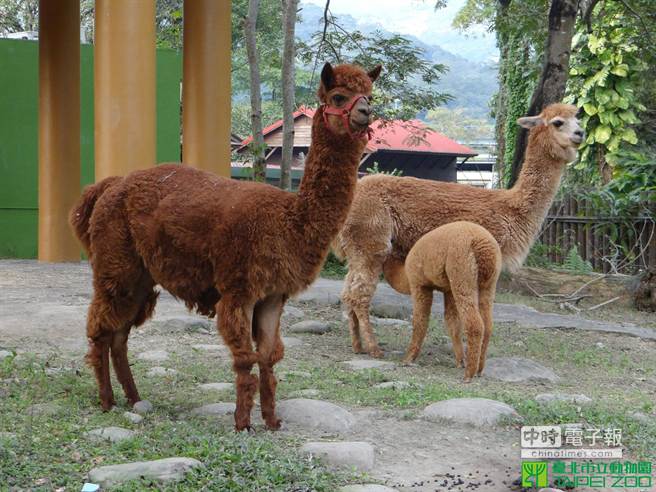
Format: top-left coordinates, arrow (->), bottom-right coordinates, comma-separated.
321,94 -> 373,140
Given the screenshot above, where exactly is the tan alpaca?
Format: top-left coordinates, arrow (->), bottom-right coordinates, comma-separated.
335,103 -> 584,357
383,222 -> 501,382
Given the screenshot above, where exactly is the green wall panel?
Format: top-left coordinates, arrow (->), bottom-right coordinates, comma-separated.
0,40 -> 182,258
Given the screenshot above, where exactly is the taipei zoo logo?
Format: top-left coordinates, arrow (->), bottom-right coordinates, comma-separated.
522,461 -> 549,488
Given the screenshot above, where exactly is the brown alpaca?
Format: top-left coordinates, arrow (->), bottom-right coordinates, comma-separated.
334,103 -> 584,357
69,62 -> 381,431
383,222 -> 501,382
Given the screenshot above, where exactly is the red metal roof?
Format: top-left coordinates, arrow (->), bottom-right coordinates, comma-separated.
240,107 -> 476,157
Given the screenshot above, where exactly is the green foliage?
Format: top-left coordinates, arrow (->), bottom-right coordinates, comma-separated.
424,107 -> 494,142
562,246 -> 594,274
321,252 -> 348,280
525,241 -> 560,269
567,4 -> 648,181
365,162 -> 402,177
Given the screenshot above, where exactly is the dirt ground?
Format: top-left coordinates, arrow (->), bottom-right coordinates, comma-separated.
1,260 -> 655,491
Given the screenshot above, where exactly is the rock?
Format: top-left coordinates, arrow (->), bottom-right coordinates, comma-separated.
191,344 -> 227,353
198,382 -> 233,392
282,337 -> 304,348
342,360 -> 396,371
483,357 -> 559,383
277,399 -> 355,433
536,393 -> 592,406
374,381 -> 410,390
154,316 -> 213,334
133,400 -> 153,415
372,317 -> 410,327
288,320 -> 331,335
283,305 -> 305,319
370,301 -> 411,320
137,350 -> 169,362
0,350 -> 13,361
292,389 -> 320,398
301,441 -> 375,471
85,427 -> 136,443
629,412 -> 652,424
279,370 -> 311,380
191,403 -> 236,416
295,288 -> 341,306
340,486 -> 398,492
123,412 -> 143,424
423,398 -> 519,427
87,457 -> 202,487
26,403 -> 60,416
146,366 -> 178,377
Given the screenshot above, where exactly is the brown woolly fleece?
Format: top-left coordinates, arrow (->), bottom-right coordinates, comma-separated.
335,103 -> 584,357
383,222 -> 501,381
69,62 -> 380,431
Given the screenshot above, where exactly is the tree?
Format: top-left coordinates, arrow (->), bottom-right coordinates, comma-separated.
280,0 -> 300,191
507,0 -> 580,187
244,0 -> 266,182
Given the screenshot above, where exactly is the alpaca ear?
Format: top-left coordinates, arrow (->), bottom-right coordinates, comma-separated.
321,62 -> 335,91
368,65 -> 382,82
517,115 -> 545,129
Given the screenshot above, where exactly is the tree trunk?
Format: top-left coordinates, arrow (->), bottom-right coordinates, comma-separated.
507,0 -> 580,188
280,0 -> 299,191
245,0 -> 266,182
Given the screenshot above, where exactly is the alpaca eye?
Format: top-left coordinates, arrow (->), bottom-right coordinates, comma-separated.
552,120 -> 564,128
333,94 -> 347,104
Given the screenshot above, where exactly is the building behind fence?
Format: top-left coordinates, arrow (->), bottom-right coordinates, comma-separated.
538,195 -> 655,275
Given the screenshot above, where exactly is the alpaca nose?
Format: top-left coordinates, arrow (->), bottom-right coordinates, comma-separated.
574,129 -> 584,138
358,105 -> 372,117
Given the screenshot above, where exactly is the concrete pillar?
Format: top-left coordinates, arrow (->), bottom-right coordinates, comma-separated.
183,0 -> 232,177
38,0 -> 81,261
94,0 -> 156,180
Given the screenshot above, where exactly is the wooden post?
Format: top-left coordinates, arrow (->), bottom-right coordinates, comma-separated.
182,0 -> 232,177
94,0 -> 156,180
38,0 -> 81,261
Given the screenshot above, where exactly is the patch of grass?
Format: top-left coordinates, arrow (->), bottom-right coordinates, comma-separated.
320,252 -> 348,280
0,355 -> 357,491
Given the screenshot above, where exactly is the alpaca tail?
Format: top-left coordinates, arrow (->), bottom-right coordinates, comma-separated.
69,176 -> 120,252
382,256 -> 412,295
471,235 -> 502,286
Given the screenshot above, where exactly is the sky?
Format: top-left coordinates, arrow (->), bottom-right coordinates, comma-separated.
302,0 -> 496,62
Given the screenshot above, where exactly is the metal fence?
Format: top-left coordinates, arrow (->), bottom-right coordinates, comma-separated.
538,196 -> 655,274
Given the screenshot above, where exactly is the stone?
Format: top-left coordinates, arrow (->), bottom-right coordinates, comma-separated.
137,350 -> 169,362
282,337 -> 304,348
85,427 -> 136,443
283,305 -> 305,319
301,441 -> 375,471
191,403 -> 236,416
154,316 -> 212,334
123,412 -> 143,424
288,320 -> 331,335
26,403 -> 60,416
423,398 -> 519,427
372,317 -> 410,327
374,381 -> 410,390
133,400 -> 153,415
191,344 -> 227,353
295,288 -> 341,306
279,370 -> 312,380
87,457 -> 202,487
629,412 -> 652,424
0,350 -> 13,361
342,360 -> 396,371
277,399 -> 355,433
536,393 -> 592,406
146,366 -> 178,377
370,301 -> 412,320
198,382 -> 233,392
483,357 -> 559,383
340,486 -> 398,492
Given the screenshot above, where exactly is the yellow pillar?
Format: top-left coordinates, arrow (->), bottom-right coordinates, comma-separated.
94,0 -> 156,180
38,0 -> 81,262
183,0 -> 232,177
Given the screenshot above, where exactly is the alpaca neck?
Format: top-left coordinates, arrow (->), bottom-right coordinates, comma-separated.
290,107 -> 366,267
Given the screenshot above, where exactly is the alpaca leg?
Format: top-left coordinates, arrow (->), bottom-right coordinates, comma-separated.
342,270 -> 363,353
253,294 -> 285,430
87,332 -> 115,410
452,292 -> 484,383
403,286 -> 433,364
443,291 -> 464,368
217,295 -> 258,431
342,259 -> 384,358
476,286 -> 495,376
110,329 -> 140,405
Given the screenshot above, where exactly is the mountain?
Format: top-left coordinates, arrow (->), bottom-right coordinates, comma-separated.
297,3 -> 497,119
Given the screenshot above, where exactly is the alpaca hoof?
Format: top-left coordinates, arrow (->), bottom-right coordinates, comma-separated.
235,423 -> 254,433
369,348 -> 384,359
100,398 -> 115,411
463,377 -> 472,384
265,418 -> 282,431
401,357 -> 416,366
